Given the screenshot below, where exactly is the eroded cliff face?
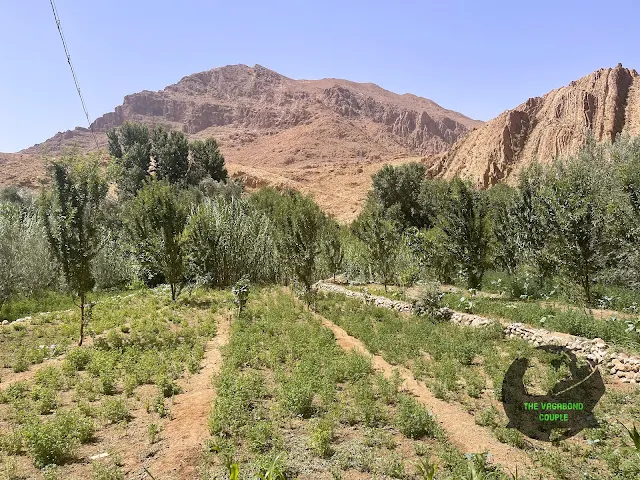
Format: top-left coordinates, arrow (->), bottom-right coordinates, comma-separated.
433,65 -> 640,186
23,64 -> 480,156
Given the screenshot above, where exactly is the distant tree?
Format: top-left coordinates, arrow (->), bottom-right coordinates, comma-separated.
183,197 -> 277,287
125,180 -> 190,301
40,157 -> 107,345
417,178 -> 449,230
371,163 -> 427,229
0,203 -> 57,311
352,200 -> 401,291
107,122 -> 152,198
151,126 -> 190,185
274,191 -> 326,297
189,138 -> 228,185
514,163 -> 558,279
320,219 -> 344,280
486,184 -> 521,275
540,140 -> 624,304
439,179 -> 491,289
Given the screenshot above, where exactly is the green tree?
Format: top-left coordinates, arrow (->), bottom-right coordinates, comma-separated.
371,163 -> 427,228
152,126 -> 189,185
352,200 -> 401,290
320,219 -> 344,280
486,184 -> 521,275
274,191 -> 326,295
541,140 -> 624,303
41,157 -> 107,345
125,180 -> 190,301
184,197 -> 277,287
189,138 -> 228,185
0,203 -> 57,311
515,163 -> 557,279
107,122 -> 151,198
439,179 -> 491,289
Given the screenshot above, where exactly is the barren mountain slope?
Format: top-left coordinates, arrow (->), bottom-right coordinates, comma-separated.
430,64 -> 640,186
6,64 -> 481,220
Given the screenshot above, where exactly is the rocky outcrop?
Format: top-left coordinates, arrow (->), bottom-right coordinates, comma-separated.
21,64 -> 480,156
434,64 -> 640,186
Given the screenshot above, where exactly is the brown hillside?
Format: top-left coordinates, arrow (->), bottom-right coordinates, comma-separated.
431,64 -> 640,186
5,64 -> 480,220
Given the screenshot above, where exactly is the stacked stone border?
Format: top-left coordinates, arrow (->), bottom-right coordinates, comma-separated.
315,282 -> 640,384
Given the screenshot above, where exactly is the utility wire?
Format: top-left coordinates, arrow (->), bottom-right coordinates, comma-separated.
49,0 -> 99,148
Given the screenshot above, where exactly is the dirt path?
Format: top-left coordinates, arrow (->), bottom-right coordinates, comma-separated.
311,310 -> 532,476
143,312 -> 232,480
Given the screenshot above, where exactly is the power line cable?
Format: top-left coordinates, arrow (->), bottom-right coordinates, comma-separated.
49,0 -> 99,148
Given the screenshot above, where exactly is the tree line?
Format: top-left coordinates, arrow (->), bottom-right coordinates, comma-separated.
359,134 -> 640,304
2,123 -> 640,344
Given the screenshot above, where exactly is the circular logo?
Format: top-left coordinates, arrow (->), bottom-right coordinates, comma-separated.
501,345 -> 605,441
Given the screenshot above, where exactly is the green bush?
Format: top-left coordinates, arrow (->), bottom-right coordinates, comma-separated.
157,376 -> 182,398
31,386 -> 57,415
101,398 -> 130,424
408,282 -> 444,317
22,416 -> 78,467
0,429 -> 23,455
395,395 -> 438,439
278,373 -> 315,418
309,418 -> 334,458
92,460 -> 124,480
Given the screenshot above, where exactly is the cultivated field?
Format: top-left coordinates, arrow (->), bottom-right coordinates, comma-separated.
1,281 -> 639,480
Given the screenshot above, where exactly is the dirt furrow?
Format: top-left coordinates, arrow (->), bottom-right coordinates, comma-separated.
143,312 -> 232,480
312,310 -> 532,476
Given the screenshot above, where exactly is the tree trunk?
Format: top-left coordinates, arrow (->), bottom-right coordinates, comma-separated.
171,283 -> 176,302
78,293 -> 85,346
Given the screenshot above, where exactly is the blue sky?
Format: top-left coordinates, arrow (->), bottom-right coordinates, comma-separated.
1,0 -> 639,152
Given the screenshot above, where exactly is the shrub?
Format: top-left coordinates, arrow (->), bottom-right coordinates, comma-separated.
31,386 -> 57,415
92,460 -> 124,480
101,398 -> 130,424
0,429 -> 23,455
395,395 -> 438,439
22,417 -> 76,467
157,376 -> 182,398
34,366 -> 64,390
278,373 -> 315,418
248,420 -> 278,453
409,282 -> 444,317
310,418 -> 334,458
147,424 -> 161,445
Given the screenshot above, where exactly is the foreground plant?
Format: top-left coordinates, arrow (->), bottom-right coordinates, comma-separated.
41,156 -> 107,346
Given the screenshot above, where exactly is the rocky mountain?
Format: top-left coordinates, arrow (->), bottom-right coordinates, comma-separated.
8,64 -> 480,220
430,64 -> 640,186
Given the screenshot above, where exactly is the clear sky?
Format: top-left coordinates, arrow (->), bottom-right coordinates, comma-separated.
1,0 -> 639,152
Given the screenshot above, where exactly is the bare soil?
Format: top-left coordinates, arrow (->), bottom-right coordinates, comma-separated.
144,312 -> 232,479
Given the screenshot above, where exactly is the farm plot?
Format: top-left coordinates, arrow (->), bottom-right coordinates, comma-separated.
340,283 -> 640,354
0,288 -> 230,480
314,291 -> 640,480
200,288 -> 509,480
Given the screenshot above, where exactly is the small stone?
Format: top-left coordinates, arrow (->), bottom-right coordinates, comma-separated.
1,320 -> 8,325
611,367 -> 618,375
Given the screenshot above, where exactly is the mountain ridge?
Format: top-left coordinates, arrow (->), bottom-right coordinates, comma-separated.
430,64 -> 640,186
